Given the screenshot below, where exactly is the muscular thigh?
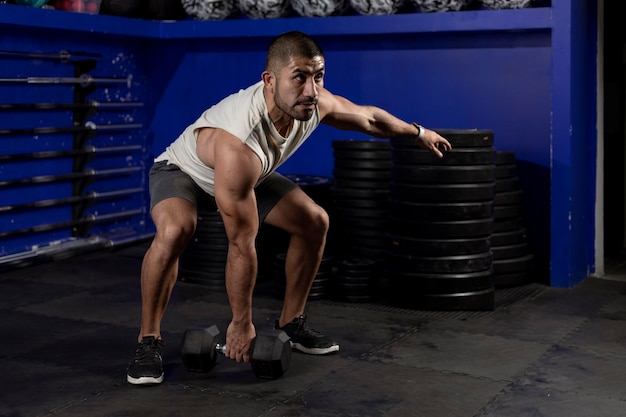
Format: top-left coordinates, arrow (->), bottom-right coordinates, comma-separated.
264,187 -> 324,235
148,161 -> 217,234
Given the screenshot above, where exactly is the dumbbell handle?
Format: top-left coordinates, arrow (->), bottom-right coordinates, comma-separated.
215,343 -> 227,355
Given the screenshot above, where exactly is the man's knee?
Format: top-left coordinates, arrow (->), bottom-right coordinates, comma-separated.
151,199 -> 197,251
303,204 -> 330,238
156,220 -> 196,249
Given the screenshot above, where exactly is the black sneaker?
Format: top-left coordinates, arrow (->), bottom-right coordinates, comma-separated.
127,336 -> 164,385
275,315 -> 339,355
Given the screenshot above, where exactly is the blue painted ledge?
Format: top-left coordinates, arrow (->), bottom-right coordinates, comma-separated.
0,3 -> 552,40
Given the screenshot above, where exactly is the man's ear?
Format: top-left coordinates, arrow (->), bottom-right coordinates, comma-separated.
261,70 -> 275,88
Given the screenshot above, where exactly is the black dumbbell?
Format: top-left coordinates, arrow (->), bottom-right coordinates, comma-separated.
180,325 -> 291,379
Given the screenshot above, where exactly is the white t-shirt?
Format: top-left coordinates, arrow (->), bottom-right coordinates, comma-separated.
155,81 -> 321,196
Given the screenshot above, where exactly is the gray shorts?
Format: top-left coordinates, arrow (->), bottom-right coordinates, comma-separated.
148,160 -> 297,222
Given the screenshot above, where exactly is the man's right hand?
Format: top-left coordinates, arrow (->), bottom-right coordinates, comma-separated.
225,320 -> 256,363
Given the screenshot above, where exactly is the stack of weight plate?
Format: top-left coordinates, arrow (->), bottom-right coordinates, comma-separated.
386,129 -> 496,310
330,138 -> 392,296
492,150 -> 534,287
330,138 -> 392,264
178,209 -> 229,291
272,251 -> 335,301
332,257 -> 381,303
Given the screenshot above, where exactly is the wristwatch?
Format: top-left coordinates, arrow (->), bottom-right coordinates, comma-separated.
412,122 -> 425,140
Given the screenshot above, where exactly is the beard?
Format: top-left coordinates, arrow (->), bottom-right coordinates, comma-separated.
274,89 -> 317,121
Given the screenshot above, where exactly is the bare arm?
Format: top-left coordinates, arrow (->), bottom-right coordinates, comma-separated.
317,88 -> 452,157
197,128 -> 262,363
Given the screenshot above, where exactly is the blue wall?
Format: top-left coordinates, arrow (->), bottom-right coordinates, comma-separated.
0,1 -> 598,288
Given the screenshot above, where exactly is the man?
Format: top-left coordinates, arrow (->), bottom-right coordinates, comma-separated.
127,30 -> 451,385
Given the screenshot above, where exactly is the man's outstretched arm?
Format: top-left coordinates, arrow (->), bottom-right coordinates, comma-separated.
318,88 -> 452,157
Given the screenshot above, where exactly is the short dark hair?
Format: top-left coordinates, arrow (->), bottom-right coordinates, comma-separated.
265,31 -> 325,74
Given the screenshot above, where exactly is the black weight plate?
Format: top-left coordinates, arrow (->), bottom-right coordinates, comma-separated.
335,159 -> 392,170
336,227 -> 388,241
194,235 -> 228,247
332,138 -> 390,150
391,129 -> 494,148
387,234 -> 491,256
436,129 -> 495,148
330,185 -> 390,199
490,228 -> 528,246
307,292 -> 328,301
388,286 -> 495,311
493,254 -> 534,275
492,242 -> 530,260
496,177 -> 520,192
337,257 -> 379,269
387,268 -> 493,293
494,190 -> 523,206
334,206 -> 389,219
196,227 -> 227,236
333,168 -> 391,180
336,218 -> 388,231
389,199 -> 493,221
195,218 -> 227,228
194,228 -> 228,238
494,204 -> 524,220
334,219 -> 388,234
332,178 -> 390,189
313,272 -> 333,281
188,239 -> 229,252
182,245 -> 229,258
197,219 -> 226,228
312,276 -> 332,287
178,272 -> 226,289
181,255 -> 228,267
180,252 -> 227,265
179,261 -> 227,274
197,211 -> 222,219
391,148 -> 495,166
180,249 -> 228,261
310,282 -> 330,292
333,149 -> 391,160
344,246 -> 387,259
335,280 -> 373,289
273,252 -> 335,267
391,164 -> 495,184
390,182 -> 496,203
336,233 -> 386,249
493,217 -> 524,233
188,242 -> 229,254
335,269 -> 376,279
387,217 -> 493,239
493,271 -> 533,288
284,174 -> 332,187
495,151 -> 516,165
495,164 -> 517,179
388,251 -> 493,274
334,197 -> 389,209
342,239 -> 387,252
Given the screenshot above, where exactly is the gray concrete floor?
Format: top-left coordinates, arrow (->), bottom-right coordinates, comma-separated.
2,242 -> 626,417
